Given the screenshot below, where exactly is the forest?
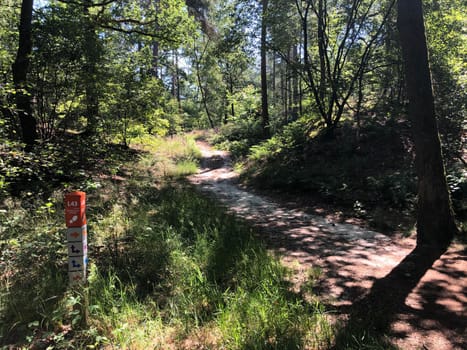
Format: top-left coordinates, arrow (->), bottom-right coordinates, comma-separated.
0,0 -> 466,349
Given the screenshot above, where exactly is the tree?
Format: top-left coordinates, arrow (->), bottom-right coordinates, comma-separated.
0,0 -> 20,140
267,0 -> 302,124
82,0 -> 102,134
397,0 -> 458,248
424,0 -> 466,161
12,0 -> 37,149
32,2 -> 104,139
215,0 -> 252,121
260,0 -> 269,136
188,0 -> 253,129
294,0 -> 395,136
192,36 -> 217,128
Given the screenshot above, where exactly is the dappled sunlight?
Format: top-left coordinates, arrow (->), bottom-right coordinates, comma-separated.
189,141 -> 467,349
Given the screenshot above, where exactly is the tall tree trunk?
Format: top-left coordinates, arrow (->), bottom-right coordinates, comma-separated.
224,95 -> 229,124
195,56 -> 214,128
281,59 -> 288,122
272,53 -> 276,100
171,51 -> 176,97
397,0 -> 458,249
151,0 -> 160,78
260,0 -> 269,137
12,0 -> 37,150
152,42 -> 159,78
176,52 -> 181,110
291,44 -> 299,121
355,68 -> 364,143
172,50 -> 181,109
83,0 -> 99,134
299,78 -> 303,116
229,74 -> 235,118
300,2 -> 326,123
317,0 -> 326,106
193,40 -> 214,129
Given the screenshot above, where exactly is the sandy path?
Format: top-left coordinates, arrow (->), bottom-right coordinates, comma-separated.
188,141 -> 466,350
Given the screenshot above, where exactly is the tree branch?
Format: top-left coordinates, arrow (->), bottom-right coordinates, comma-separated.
57,0 -> 116,8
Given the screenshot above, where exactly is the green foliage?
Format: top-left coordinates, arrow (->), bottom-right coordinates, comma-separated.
0,193 -> 68,345
98,30 -> 184,144
239,120 -> 419,233
229,84 -> 260,117
187,0 -> 254,129
446,165 -> 467,235
424,0 -> 466,158
31,2 -> 105,138
102,183 -> 329,348
2,0 -> 465,346
1,135 -> 331,348
425,0 -> 466,86
2,0 -> 196,144
100,0 -> 197,48
0,0 -> 18,74
0,0 -> 20,141
0,141 -> 71,197
248,119 -> 308,162
210,102 -> 265,159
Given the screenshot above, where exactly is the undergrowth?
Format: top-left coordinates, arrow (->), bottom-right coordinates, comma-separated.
213,118 -> 466,236
0,134 -> 332,349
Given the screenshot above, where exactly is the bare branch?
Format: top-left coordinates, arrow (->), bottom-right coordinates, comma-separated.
56,0 -> 116,8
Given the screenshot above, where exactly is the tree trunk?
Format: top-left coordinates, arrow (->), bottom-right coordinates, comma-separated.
12,0 -> 37,149
172,50 -> 181,110
291,44 -> 299,121
260,0 -> 269,137
317,0 -> 326,105
193,40 -> 214,129
229,75 -> 235,117
272,53 -> 276,100
152,42 -> 159,78
397,0 -> 458,249
83,0 -> 99,134
195,58 -> 214,129
151,0 -> 160,78
281,60 -> 288,122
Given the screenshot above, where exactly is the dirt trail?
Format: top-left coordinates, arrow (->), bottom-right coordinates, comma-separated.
188,141 -> 466,350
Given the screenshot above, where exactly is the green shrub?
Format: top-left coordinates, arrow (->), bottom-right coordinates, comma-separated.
1,135 -> 332,349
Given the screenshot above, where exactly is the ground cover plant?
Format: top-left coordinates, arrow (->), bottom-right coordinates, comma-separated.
1,0 -> 465,348
0,135 -> 332,349
213,118 -> 466,238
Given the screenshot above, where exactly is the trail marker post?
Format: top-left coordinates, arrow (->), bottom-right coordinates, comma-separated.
65,191 -> 89,328
65,191 -> 88,285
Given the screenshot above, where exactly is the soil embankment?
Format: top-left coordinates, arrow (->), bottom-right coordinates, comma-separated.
189,141 -> 466,350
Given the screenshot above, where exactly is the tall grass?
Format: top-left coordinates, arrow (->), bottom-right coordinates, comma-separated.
0,134 -> 332,349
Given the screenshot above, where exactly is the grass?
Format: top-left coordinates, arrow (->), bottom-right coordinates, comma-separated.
0,134 -> 333,349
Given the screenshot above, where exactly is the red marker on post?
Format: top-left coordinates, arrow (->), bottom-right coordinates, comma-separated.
65,191 -> 86,227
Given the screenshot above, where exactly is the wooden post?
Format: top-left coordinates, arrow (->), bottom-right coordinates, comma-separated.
65,191 -> 88,327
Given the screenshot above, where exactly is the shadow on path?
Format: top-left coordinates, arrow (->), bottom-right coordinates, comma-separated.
189,141 -> 467,349
333,245 -> 466,349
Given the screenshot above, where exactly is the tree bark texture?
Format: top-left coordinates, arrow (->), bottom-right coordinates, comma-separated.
151,0 -> 160,78
291,45 -> 300,121
397,0 -> 458,248
12,0 -> 37,149
260,0 -> 269,137
83,1 -> 100,134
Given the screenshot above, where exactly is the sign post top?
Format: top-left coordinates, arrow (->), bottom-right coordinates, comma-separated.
65,191 -> 86,227
65,191 -> 86,200
67,191 -> 86,196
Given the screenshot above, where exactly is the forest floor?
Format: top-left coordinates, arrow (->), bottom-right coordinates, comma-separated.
189,141 -> 466,350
